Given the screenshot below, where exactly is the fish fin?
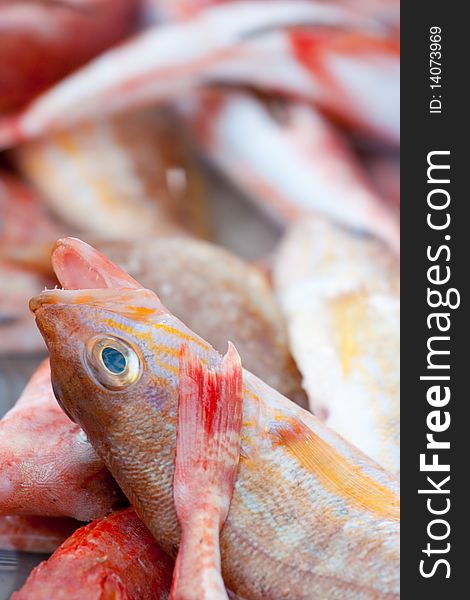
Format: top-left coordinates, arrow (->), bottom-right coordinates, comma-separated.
171,343 -> 243,600
174,342 -> 243,521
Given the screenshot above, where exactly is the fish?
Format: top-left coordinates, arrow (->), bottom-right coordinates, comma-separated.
0,515 -> 78,554
183,91 -> 399,253
274,217 -> 400,474
11,508 -> 174,600
0,359 -> 123,520
13,108 -> 209,240
0,1 -> 370,148
1,232 -> 307,518
0,0 -> 138,112
171,343 -> 243,599
162,2 -> 399,140
31,237 -> 399,599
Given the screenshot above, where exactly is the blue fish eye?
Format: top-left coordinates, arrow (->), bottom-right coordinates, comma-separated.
101,346 -> 127,374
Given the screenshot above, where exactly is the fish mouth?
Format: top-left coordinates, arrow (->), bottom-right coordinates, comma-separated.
52,237 -> 140,291
29,286 -> 166,319
29,236 -> 167,318
29,289 -> 68,314
29,287 -> 124,314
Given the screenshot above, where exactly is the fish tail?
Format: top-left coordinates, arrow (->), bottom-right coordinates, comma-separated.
171,343 -> 243,600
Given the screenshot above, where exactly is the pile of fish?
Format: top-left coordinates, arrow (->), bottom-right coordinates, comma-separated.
0,1 -> 400,598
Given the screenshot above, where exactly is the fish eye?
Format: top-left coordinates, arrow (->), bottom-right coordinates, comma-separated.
102,346 -> 127,374
86,336 -> 141,390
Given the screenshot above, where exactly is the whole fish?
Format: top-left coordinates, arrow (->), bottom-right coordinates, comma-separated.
12,508 -> 173,600
0,515 -> 78,554
274,217 -> 400,474
0,360 -> 123,520
183,91 -> 399,253
31,237 -> 399,599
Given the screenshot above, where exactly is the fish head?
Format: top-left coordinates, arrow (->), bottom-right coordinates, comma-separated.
30,285 -> 174,432
28,237 -> 192,446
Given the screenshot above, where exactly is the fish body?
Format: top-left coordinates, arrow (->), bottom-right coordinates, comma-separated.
13,108 -> 207,239
32,239 -> 399,599
11,508 -> 173,600
201,29 -> 399,144
185,91 -> 399,253
0,360 -> 123,520
274,218 -> 400,473
0,515 -> 78,554
0,0 -> 138,112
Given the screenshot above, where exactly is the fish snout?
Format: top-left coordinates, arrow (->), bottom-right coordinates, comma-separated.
29,289 -> 65,314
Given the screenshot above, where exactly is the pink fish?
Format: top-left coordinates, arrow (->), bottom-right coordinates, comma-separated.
274,217 -> 400,474
1,233 -> 306,519
12,109 -> 208,240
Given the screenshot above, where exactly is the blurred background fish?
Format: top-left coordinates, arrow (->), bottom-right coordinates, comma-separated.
0,0 -> 399,595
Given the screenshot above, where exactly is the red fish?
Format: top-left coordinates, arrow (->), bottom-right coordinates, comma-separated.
0,515 -> 78,554
0,0 -> 138,112
0,359 -> 123,520
11,508 -> 173,600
